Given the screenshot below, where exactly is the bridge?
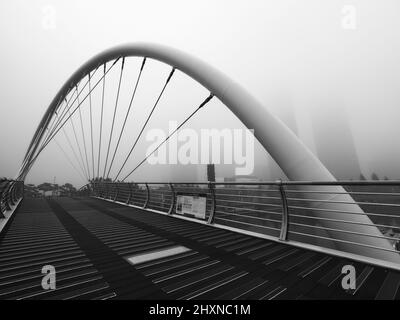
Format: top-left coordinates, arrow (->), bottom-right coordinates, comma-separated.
1,43 -> 400,300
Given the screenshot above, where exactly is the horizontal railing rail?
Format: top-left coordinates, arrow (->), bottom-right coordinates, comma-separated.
89,180 -> 400,270
0,180 -> 24,219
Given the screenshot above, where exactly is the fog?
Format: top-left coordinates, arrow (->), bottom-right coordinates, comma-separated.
1,0 -> 400,188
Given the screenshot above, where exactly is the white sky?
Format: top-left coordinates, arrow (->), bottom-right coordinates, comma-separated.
1,0 -> 400,187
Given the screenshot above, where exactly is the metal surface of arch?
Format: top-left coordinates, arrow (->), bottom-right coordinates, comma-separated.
19,42 -> 330,182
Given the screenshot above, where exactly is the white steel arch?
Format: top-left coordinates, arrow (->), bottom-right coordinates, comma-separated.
19,43 -> 400,263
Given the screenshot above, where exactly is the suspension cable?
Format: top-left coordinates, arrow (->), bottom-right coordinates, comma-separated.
29,88 -> 90,181
120,93 -> 214,182
37,95 -> 69,155
75,85 -> 91,181
43,121 -> 87,183
52,95 -> 89,181
68,105 -> 89,180
43,65 -> 101,149
105,57 -> 146,179
56,102 -> 89,180
41,83 -> 78,147
29,58 -> 120,167
88,72 -> 95,180
97,63 -> 106,179
114,67 -> 175,181
43,74 -> 87,148
40,97 -> 65,148
49,64 -> 100,140
54,137 -> 87,184
103,57 -> 125,179
62,126 -> 88,181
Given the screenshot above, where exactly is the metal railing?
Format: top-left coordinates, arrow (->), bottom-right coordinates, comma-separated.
0,180 -> 24,218
90,180 -> 400,270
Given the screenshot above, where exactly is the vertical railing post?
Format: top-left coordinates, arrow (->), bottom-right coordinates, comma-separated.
92,182 -> 96,197
15,182 -> 20,201
207,182 -> 216,224
14,183 -> 19,201
114,183 -> 119,201
3,183 -> 10,211
168,183 -> 175,215
14,183 -> 18,201
107,182 -> 112,200
6,183 -> 13,209
6,184 -> 10,208
10,183 -> 16,205
14,184 -> 18,201
10,184 -> 14,204
143,183 -> 150,209
0,182 -> 5,218
132,183 -> 138,205
101,182 -> 105,198
21,181 -> 25,200
126,183 -> 132,204
277,179 -> 289,241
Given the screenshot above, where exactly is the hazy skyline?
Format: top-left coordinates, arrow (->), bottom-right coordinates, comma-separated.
1,0 -> 400,186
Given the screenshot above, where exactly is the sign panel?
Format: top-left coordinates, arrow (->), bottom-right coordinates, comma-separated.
176,194 -> 207,219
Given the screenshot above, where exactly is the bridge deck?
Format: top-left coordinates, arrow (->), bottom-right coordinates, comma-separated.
0,197 -> 400,300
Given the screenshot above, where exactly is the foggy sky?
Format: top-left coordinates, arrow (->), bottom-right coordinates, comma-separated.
1,0 -> 400,187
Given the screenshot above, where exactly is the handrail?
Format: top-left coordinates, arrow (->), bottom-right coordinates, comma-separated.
0,180 -> 24,219
90,180 -> 400,271
89,180 -> 400,186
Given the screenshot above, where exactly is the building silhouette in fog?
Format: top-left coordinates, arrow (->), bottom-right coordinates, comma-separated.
207,164 -> 215,182
311,103 -> 361,180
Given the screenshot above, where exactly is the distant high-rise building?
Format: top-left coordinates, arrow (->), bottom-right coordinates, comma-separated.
207,164 -> 215,182
168,164 -> 197,182
311,103 -> 361,179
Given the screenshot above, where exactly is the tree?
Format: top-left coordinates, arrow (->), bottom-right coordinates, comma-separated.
62,183 -> 76,192
371,172 -> 380,181
91,177 -> 112,182
24,184 -> 41,198
359,173 -> 366,180
60,183 -> 76,196
37,182 -> 56,192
